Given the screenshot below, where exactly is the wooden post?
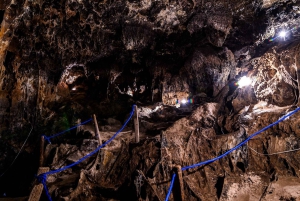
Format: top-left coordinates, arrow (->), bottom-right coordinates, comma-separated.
93,114 -> 101,145
39,136 -> 45,167
28,167 -> 50,201
76,119 -> 82,134
174,165 -> 185,201
134,105 -> 139,143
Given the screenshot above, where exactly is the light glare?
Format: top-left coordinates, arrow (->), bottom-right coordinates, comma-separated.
181,99 -> 187,104
279,30 -> 286,38
237,76 -> 252,88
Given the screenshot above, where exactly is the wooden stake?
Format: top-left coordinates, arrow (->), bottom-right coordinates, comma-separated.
39,136 -> 45,167
93,114 -> 101,145
174,165 -> 185,201
134,105 -> 139,143
76,119 -> 82,134
28,167 -> 50,201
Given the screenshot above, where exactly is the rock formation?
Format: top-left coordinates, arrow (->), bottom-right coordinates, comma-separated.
1,0 -> 300,200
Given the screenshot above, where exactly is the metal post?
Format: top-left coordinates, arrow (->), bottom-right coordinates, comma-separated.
39,136 -> 45,167
174,165 -> 185,201
134,105 -> 139,143
93,114 -> 101,145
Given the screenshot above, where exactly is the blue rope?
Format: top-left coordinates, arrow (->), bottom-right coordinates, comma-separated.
37,105 -> 136,201
42,118 -> 92,144
163,107 -> 300,200
37,174 -> 52,199
181,107 -> 300,171
165,173 -> 176,201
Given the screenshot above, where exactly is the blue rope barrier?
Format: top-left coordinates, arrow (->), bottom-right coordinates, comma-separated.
37,174 -> 52,199
42,118 -> 93,144
181,107 -> 300,171
164,107 -> 300,199
165,173 -> 176,201
37,105 -> 136,201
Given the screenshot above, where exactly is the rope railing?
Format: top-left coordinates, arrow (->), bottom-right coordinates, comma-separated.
42,118 -> 93,144
165,173 -> 176,201
37,105 -> 136,201
165,107 -> 300,201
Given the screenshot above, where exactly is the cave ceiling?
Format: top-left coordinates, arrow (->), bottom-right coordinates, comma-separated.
2,0 -> 300,200
1,0 -> 300,119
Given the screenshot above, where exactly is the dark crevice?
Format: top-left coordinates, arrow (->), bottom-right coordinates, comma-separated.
270,168 -> 277,182
4,51 -> 15,72
236,162 -> 245,172
215,176 -> 225,199
283,158 -> 290,170
228,157 -> 234,172
0,10 -> 4,25
146,163 -> 158,179
282,158 -> 297,176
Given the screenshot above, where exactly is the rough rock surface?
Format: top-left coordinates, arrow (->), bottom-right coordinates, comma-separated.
2,0 -> 300,200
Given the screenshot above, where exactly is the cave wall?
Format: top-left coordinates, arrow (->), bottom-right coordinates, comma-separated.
0,0 -> 266,132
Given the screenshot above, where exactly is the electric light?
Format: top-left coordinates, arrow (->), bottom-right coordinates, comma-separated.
181,99 -> 187,104
237,76 -> 252,88
279,30 -> 287,39
72,87 -> 76,91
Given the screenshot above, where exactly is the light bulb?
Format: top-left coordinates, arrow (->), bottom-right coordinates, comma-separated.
237,76 -> 252,88
181,99 -> 187,104
279,30 -> 287,38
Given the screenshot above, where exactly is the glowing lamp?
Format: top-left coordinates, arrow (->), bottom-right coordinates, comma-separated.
181,99 -> 187,104
279,30 -> 287,39
237,76 -> 252,88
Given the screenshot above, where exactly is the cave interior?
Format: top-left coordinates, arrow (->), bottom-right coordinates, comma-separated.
2,0 -> 300,201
